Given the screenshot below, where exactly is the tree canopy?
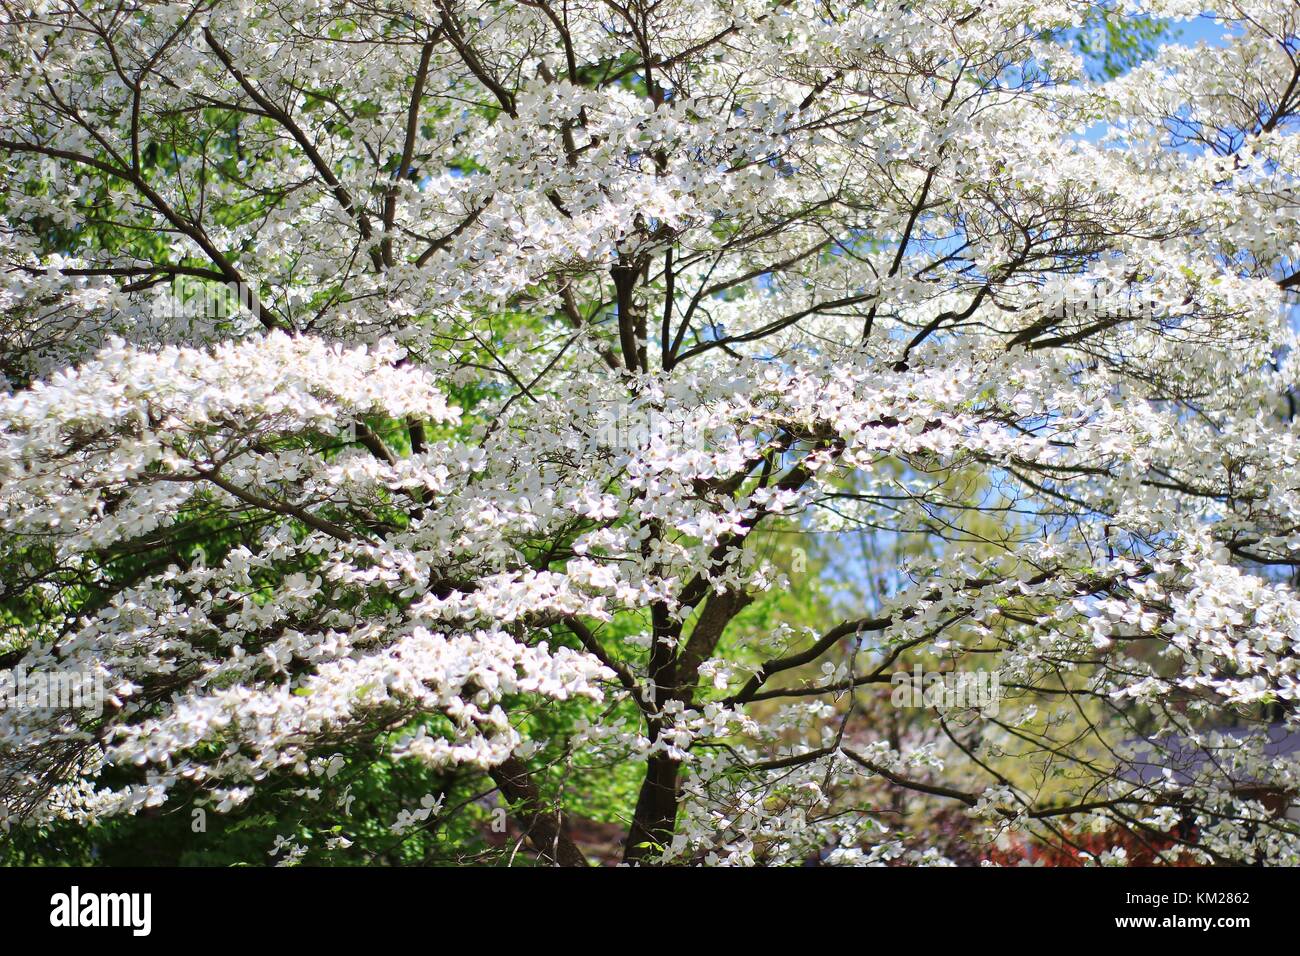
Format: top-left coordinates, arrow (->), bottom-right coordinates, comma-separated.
2,0 -> 1300,866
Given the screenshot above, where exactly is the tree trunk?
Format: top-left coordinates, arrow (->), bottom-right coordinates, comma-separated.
623,754 -> 681,864
491,756 -> 588,866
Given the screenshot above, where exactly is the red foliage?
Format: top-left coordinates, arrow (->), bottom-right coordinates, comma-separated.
983,826 -> 1201,866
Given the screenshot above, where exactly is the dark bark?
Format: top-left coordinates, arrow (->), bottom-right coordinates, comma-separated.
623,599 -> 683,863
623,753 -> 681,864
490,756 -> 589,866
612,259 -> 647,373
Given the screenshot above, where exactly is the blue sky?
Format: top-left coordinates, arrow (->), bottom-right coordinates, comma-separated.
1173,15 -> 1233,47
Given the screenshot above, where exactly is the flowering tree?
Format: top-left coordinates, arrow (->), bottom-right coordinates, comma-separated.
2,0 -> 1300,866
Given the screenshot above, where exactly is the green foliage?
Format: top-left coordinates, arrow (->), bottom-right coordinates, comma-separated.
1076,12 -> 1172,81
